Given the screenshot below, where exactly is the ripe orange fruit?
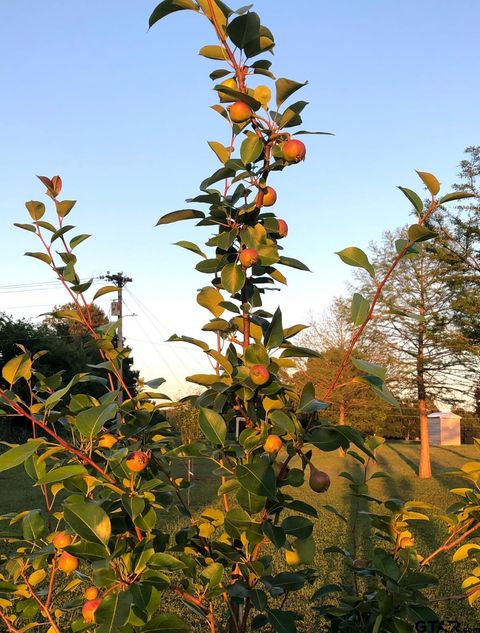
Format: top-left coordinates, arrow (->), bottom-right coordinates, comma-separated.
84,586 -> 99,601
249,364 -> 270,386
98,434 -> 117,449
126,451 -> 150,473
282,138 -> 306,163
277,219 -> 288,238
52,531 -> 72,550
399,536 -> 415,549
229,101 -> 253,123
82,598 -> 102,624
256,186 -> 277,207
239,248 -> 259,268
264,434 -> 283,454
58,551 -> 79,573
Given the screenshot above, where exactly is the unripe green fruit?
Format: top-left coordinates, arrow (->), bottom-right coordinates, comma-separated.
309,465 -> 330,493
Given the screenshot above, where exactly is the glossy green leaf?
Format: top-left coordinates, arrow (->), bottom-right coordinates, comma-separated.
275,77 -> 308,108
352,358 -> 386,380
267,609 -> 297,633
167,334 -> 209,350
69,233 -> 91,249
241,134 -> 263,164
269,410 -> 296,435
149,0 -> 198,28
22,509 -> 45,541
143,614 -> 190,632
308,427 -> 345,452
277,256 -> 310,271
244,343 -> 269,366
95,590 -> 133,632
264,307 -> 283,348
75,402 -> 118,438
227,12 -> 260,49
174,240 -> 206,258
407,224 -> 437,243
199,45 -> 226,60
281,516 -> 313,540
236,461 -> 276,499
439,191 -> 475,204
208,140 -> 230,164
398,187 -> 423,214
25,200 -> 46,220
24,251 -> 52,265
336,247 -> 375,278
156,209 -> 205,225
199,407 -> 227,445
64,500 -> 111,546
14,222 -> 36,233
56,200 -> 76,218
0,439 -> 44,473
351,292 -> 370,326
37,465 -> 87,485
213,85 -> 261,110
221,262 -> 245,294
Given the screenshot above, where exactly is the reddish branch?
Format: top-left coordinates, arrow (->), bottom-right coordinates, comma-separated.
322,198 -> 439,401
21,570 -> 60,633
0,609 -> 20,633
35,223 -> 132,399
421,520 -> 480,567
0,389 -> 115,483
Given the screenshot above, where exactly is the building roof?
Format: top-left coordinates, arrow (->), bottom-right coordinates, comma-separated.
427,411 -> 462,419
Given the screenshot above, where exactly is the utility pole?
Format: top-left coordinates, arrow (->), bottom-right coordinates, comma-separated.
101,272 -> 132,407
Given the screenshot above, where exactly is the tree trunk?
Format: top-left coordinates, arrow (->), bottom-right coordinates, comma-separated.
417,259 -> 432,479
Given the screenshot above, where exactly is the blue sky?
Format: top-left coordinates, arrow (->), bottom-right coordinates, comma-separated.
0,1 -> 478,394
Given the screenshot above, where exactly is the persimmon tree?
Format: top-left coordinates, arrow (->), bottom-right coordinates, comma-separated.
0,2 -> 478,633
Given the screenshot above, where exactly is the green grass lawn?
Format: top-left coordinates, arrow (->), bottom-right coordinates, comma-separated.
1,442 -> 479,631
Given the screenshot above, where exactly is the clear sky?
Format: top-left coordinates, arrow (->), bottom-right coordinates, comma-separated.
0,1 -> 478,395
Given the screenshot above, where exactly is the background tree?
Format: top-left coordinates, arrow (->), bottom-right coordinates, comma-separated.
431,146 -> 480,403
297,299 -> 391,435
354,228 -> 478,478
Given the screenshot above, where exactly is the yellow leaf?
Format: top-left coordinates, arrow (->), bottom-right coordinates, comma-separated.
51,483 -> 63,497
28,569 -> 46,586
468,585 -> 480,606
416,170 -> 440,196
62,578 -> 82,593
0,599 -> 12,608
198,523 -> 215,538
452,543 -> 480,562
462,576 -> 480,590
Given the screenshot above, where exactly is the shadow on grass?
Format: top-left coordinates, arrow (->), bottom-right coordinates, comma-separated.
386,442 -> 419,475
